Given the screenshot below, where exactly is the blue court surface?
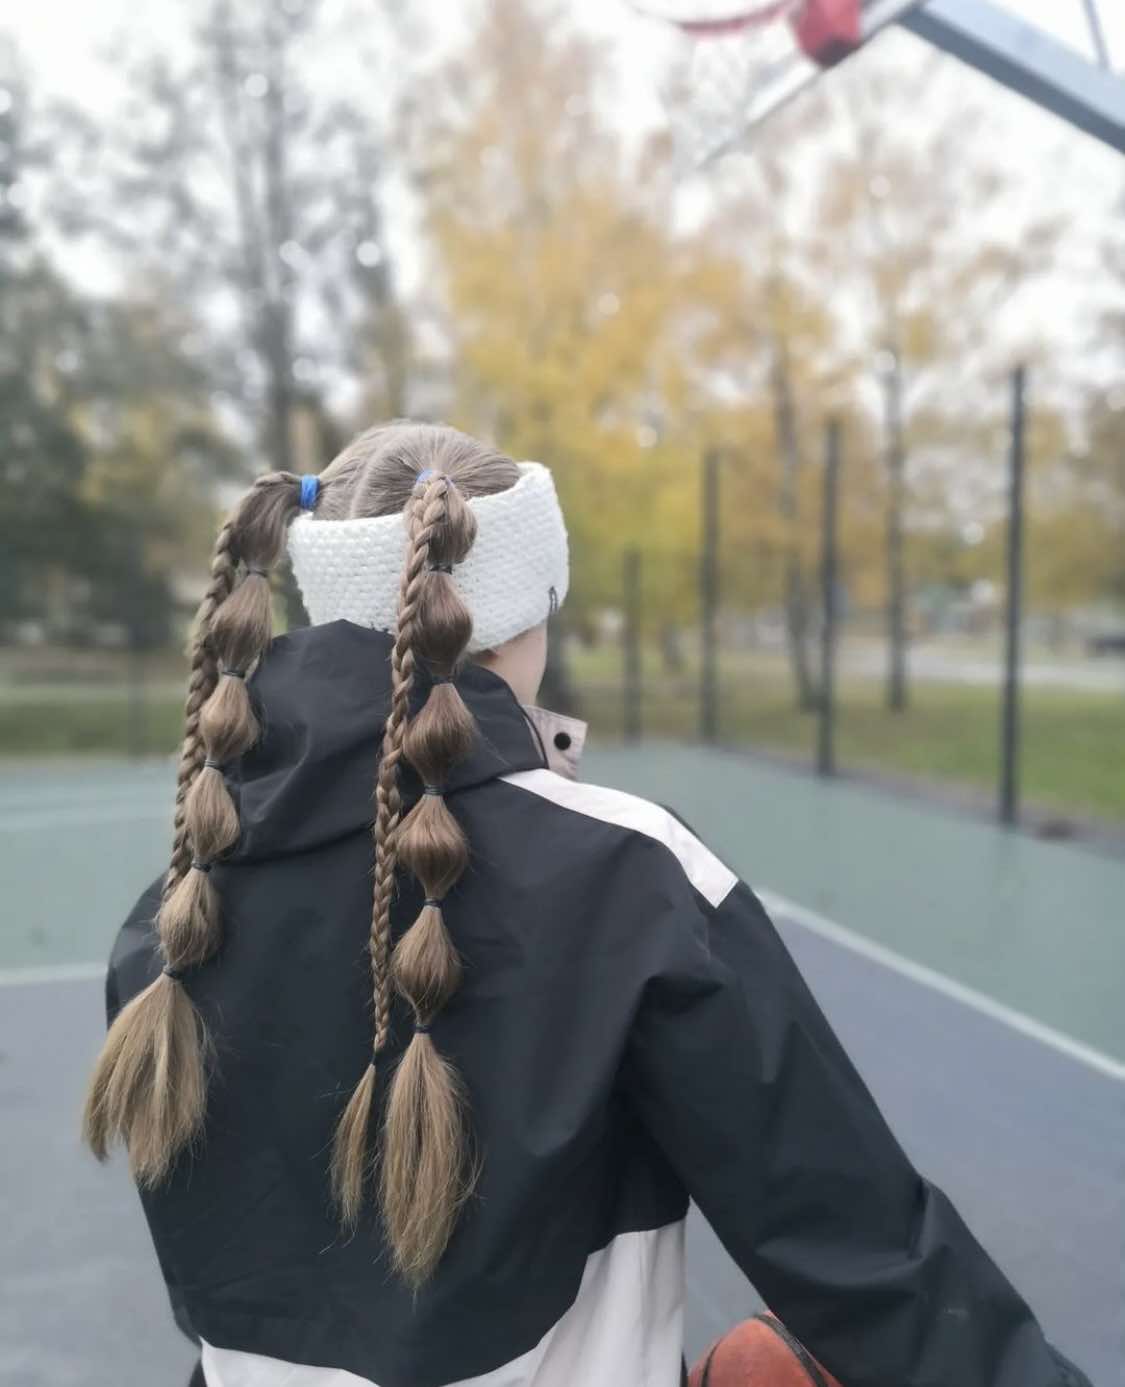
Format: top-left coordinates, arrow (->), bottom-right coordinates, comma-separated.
1,749 -> 1122,1387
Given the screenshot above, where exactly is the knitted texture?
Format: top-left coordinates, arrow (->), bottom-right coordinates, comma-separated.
288,462 -> 569,652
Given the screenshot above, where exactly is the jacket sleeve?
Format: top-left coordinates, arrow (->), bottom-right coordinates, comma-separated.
622,878 -> 1090,1387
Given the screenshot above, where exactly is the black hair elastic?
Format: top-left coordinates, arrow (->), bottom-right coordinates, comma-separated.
220,666 -> 246,680
431,675 -> 454,685
191,859 -> 212,874
162,963 -> 187,982
427,562 -> 454,574
423,897 -> 442,909
414,1021 -> 433,1036
421,785 -> 443,797
246,566 -> 269,578
203,757 -> 223,771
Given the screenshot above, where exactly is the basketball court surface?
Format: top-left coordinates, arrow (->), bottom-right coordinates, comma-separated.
2,749 -> 1122,1386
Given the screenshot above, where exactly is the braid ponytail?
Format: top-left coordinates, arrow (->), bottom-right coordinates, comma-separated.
331,475 -> 481,1287
83,471 -> 307,1184
165,517 -> 239,896
86,421 -> 520,1286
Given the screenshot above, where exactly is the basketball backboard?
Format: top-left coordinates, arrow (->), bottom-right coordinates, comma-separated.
640,0 -> 1125,167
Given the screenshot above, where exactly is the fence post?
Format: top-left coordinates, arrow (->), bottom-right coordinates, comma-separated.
817,418 -> 842,777
127,640 -> 147,760
700,449 -> 720,742
999,365 -> 1027,826
623,548 -> 642,742
884,347 -> 908,711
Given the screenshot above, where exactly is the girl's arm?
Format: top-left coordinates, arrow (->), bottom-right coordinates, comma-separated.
624,879 -> 1090,1387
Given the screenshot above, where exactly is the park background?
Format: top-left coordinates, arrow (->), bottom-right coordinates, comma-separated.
1,0 -> 1123,832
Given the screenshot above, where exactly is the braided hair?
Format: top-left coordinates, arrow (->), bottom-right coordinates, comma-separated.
84,423 -> 519,1289
84,472 -> 305,1184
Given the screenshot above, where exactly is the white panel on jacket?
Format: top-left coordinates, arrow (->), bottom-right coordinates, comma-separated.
200,1222 -> 686,1387
501,769 -> 738,909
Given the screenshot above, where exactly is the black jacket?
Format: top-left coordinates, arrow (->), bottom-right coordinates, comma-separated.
106,620 -> 1089,1387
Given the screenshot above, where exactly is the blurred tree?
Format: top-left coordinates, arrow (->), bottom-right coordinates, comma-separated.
0,43 -> 95,634
72,292 -> 242,648
931,400 -> 1118,644
413,0 -> 787,704
1018,402 -> 1121,634
46,0 -> 413,602
0,38 -> 235,643
1077,391 -> 1125,605
812,58 -> 1061,709
701,148 -> 864,709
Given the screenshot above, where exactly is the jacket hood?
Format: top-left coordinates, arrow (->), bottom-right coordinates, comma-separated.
225,620 -> 557,863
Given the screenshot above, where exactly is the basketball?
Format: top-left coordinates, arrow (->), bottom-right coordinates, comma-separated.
689,1314 -> 844,1387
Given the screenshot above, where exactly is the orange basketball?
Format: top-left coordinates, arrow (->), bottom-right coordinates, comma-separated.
688,1313 -> 844,1387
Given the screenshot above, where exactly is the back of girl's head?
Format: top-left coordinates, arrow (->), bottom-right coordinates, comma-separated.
84,421 -> 523,1287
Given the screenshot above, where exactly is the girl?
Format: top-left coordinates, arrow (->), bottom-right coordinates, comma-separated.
85,422 -> 1087,1387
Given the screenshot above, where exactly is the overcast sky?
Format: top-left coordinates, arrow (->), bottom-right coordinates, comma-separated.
6,0 -> 1123,394
8,0 -> 1123,103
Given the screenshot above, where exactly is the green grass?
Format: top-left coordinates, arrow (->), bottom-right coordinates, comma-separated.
0,689 -> 185,757
3,651 -> 1123,824
573,647 -> 1125,825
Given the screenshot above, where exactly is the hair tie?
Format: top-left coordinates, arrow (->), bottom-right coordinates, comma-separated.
191,859 -> 212,874
299,474 -> 320,511
163,963 -> 187,982
203,757 -> 222,771
421,785 -> 443,797
245,565 -> 269,578
220,666 -> 245,680
414,1021 -> 432,1036
431,675 -> 454,685
414,468 -> 457,491
427,562 -> 454,574
423,897 -> 442,909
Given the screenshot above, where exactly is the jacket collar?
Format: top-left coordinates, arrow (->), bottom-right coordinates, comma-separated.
227,621 -> 585,862
522,704 -> 586,781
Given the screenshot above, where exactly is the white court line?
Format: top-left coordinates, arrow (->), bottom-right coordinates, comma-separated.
0,804 -> 170,833
760,889 -> 1125,1085
0,961 -> 107,986
0,787 -> 164,813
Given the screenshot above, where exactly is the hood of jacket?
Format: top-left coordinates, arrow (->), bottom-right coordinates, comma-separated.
223,619 -> 584,863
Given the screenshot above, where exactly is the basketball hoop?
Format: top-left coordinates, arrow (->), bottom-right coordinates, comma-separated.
631,0 -> 863,171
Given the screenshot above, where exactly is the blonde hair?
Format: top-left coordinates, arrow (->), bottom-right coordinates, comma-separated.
84,421 -> 520,1288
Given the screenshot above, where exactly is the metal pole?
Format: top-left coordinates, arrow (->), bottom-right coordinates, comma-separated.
125,528 -> 147,759
1080,0 -> 1111,71
127,641 -> 146,760
818,419 -> 842,778
623,548 -> 642,742
999,365 -> 1027,826
884,347 -> 908,712
700,450 -> 720,742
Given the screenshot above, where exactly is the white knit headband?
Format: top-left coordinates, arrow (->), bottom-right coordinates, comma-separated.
288,462 -> 569,653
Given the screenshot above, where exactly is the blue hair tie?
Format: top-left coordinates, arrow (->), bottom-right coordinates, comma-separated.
414,468 -> 457,491
299,474 -> 320,511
